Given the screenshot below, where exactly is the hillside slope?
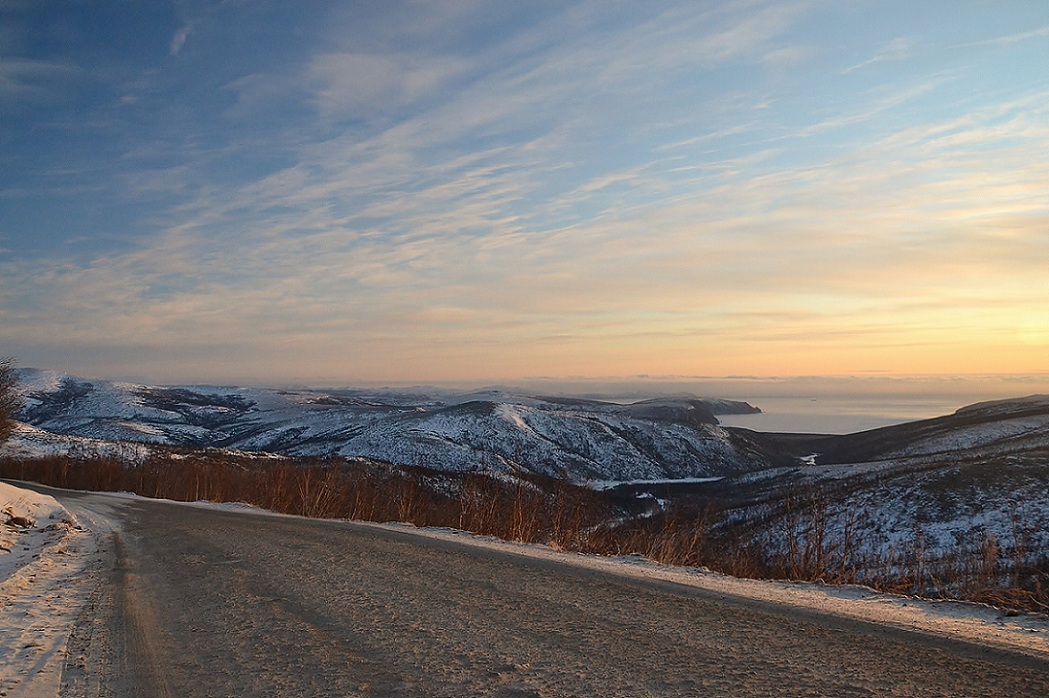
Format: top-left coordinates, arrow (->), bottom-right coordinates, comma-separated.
706,396 -> 1049,570
11,370 -> 776,482
811,395 -> 1049,464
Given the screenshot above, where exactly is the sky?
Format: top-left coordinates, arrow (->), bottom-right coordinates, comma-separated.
2,1 -> 1048,388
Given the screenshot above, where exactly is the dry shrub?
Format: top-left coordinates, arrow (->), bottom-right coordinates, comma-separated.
2,451 -> 1046,615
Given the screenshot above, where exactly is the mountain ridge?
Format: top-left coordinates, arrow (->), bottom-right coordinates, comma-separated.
10,369 -> 773,482
6,369 -> 1049,582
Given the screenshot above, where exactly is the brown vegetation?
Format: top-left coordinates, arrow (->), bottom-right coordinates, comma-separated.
0,452 -> 611,548
1,451 -> 1046,614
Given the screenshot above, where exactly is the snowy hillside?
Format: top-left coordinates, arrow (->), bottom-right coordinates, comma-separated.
708,395 -> 1049,571
6,371 -> 1049,609
811,394 -> 1049,464
11,370 -> 1049,558
11,370 -> 774,482
0,422 -> 153,463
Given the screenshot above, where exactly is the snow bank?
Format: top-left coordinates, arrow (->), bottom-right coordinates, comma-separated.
588,476 -> 724,490
0,481 -> 70,533
1,482 -> 95,698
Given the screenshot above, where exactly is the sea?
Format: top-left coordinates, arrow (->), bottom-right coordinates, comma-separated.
519,375 -> 1049,436
715,394 -> 985,435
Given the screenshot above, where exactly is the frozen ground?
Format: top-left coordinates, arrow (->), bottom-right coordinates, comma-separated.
1,481 -> 1047,697
0,482 -> 96,698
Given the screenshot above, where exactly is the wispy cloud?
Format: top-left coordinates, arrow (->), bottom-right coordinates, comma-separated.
762,44 -> 818,70
793,77 -> 947,137
308,52 -> 470,121
3,1 -> 1048,382
967,23 -> 1049,47
0,58 -> 79,99
843,37 -> 911,74
169,23 -> 193,56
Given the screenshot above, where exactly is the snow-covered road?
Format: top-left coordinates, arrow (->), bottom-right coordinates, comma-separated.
3,481 -> 1049,696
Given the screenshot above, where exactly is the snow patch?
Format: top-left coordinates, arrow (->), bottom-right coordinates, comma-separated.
1,481 -> 97,698
588,476 -> 725,490
0,422 -> 153,462
0,481 -> 70,534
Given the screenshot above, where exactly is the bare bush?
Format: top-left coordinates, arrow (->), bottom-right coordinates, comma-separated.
0,358 -> 20,445
2,449 -> 1047,615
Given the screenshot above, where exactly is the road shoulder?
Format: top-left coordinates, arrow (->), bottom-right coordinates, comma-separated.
1,481 -> 104,698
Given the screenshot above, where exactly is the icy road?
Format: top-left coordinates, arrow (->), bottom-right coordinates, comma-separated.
18,487 -> 1049,697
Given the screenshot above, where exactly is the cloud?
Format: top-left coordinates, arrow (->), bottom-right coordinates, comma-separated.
19,81 -> 1046,369
969,23 -> 1049,47
4,1 -> 1048,382
791,76 -> 948,138
169,23 -> 193,56
308,52 -> 470,120
0,58 -> 79,99
762,45 -> 818,70
843,37 -> 911,74
688,1 -> 812,65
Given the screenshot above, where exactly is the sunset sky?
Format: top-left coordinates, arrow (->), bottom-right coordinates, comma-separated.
2,1 -> 1047,387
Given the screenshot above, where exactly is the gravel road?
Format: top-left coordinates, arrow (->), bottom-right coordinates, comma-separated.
45,490 -> 1049,697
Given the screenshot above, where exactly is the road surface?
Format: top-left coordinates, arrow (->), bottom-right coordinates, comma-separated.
36,488 -> 1049,697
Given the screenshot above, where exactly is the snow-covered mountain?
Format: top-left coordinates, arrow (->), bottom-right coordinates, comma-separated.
10,369 -> 775,482
810,394 -> 1049,464
7,370 -> 1049,592
711,395 -> 1049,560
